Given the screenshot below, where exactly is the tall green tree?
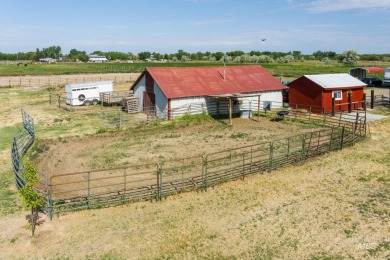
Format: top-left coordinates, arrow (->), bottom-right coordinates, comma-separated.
339,50 -> 359,65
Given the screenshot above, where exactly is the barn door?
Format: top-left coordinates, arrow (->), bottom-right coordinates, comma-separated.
143,91 -> 155,114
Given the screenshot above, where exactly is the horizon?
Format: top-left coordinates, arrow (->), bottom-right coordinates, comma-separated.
1,0 -> 390,55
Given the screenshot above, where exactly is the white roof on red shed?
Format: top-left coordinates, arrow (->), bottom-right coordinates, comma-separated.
304,73 -> 366,89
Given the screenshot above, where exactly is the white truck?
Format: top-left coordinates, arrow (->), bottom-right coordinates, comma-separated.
384,67 -> 390,85
65,81 -> 113,106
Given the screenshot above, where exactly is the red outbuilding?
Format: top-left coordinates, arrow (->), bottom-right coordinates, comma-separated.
288,73 -> 367,113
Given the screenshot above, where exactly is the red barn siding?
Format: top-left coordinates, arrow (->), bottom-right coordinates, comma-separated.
322,88 -> 364,112
288,77 -> 323,113
289,75 -> 365,114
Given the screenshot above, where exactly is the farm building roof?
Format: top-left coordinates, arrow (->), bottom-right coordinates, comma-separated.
302,73 -> 367,89
352,67 -> 385,73
131,65 -> 286,99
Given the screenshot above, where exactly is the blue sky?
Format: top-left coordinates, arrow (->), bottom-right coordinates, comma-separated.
0,0 -> 389,54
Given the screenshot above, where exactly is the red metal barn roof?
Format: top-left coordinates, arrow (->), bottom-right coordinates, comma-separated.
131,65 -> 286,99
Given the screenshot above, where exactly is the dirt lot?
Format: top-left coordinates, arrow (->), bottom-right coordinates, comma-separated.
31,117 -> 310,176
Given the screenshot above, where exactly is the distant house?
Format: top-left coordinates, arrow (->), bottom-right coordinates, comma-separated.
288,73 -> 367,113
39,58 -> 56,63
130,65 -> 287,120
88,55 -> 108,62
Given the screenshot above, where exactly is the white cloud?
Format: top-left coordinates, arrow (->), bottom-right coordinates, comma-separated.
294,0 -> 390,13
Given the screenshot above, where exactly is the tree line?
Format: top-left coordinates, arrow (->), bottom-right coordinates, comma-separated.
0,46 -> 389,64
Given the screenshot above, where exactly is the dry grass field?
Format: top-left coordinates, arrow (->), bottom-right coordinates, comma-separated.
0,79 -> 389,259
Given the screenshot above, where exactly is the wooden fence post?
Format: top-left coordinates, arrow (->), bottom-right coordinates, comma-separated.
119,111 -> 122,129
370,90 -> 374,109
348,93 -> 352,113
363,93 -> 366,111
229,98 -> 232,126
340,126 -> 345,150
123,168 -> 127,204
301,134 -> 306,161
58,95 -> 61,109
202,157 -> 207,191
156,165 -> 160,201
87,172 -> 90,208
268,142 -> 273,172
332,97 -> 335,116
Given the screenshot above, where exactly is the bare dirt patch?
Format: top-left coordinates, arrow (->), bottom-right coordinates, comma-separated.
31,118 -> 312,176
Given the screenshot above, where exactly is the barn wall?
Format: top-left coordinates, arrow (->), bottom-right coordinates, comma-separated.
323,88 -> 364,112
239,90 -> 283,110
154,82 -> 168,115
133,75 -> 146,110
145,73 -> 154,93
167,90 -> 283,119
288,78 -> 323,113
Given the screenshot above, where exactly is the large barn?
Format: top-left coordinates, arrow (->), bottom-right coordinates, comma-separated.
130,65 -> 287,120
288,73 -> 367,113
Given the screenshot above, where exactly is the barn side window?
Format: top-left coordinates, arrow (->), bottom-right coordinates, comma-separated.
332,91 -> 342,101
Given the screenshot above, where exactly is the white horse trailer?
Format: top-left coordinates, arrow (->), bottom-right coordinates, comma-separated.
65,81 -> 113,106
384,67 -> 390,85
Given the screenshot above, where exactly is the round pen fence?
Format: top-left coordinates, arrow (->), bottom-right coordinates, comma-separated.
11,109 -> 49,214
12,106 -> 368,220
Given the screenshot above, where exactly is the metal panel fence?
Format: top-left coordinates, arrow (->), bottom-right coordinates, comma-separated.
366,94 -> 390,108
12,107 -> 367,219
0,74 -> 135,88
11,109 -> 49,205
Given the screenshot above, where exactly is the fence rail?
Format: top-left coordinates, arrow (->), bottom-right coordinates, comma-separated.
11,106 -> 368,219
366,95 -> 390,108
42,109 -> 366,219
11,109 -> 48,203
0,74 -> 135,88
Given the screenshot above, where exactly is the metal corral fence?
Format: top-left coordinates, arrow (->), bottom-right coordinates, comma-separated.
0,74 -> 135,88
11,109 -> 49,212
100,99 -> 286,128
47,94 -> 285,128
366,94 -> 390,109
10,106 -> 368,219
48,91 -> 133,112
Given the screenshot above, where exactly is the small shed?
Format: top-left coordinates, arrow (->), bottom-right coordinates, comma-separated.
288,73 -> 367,113
130,65 -> 287,120
349,67 -> 384,79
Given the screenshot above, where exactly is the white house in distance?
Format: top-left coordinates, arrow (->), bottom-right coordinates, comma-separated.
130,65 -> 287,120
88,55 -> 108,62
